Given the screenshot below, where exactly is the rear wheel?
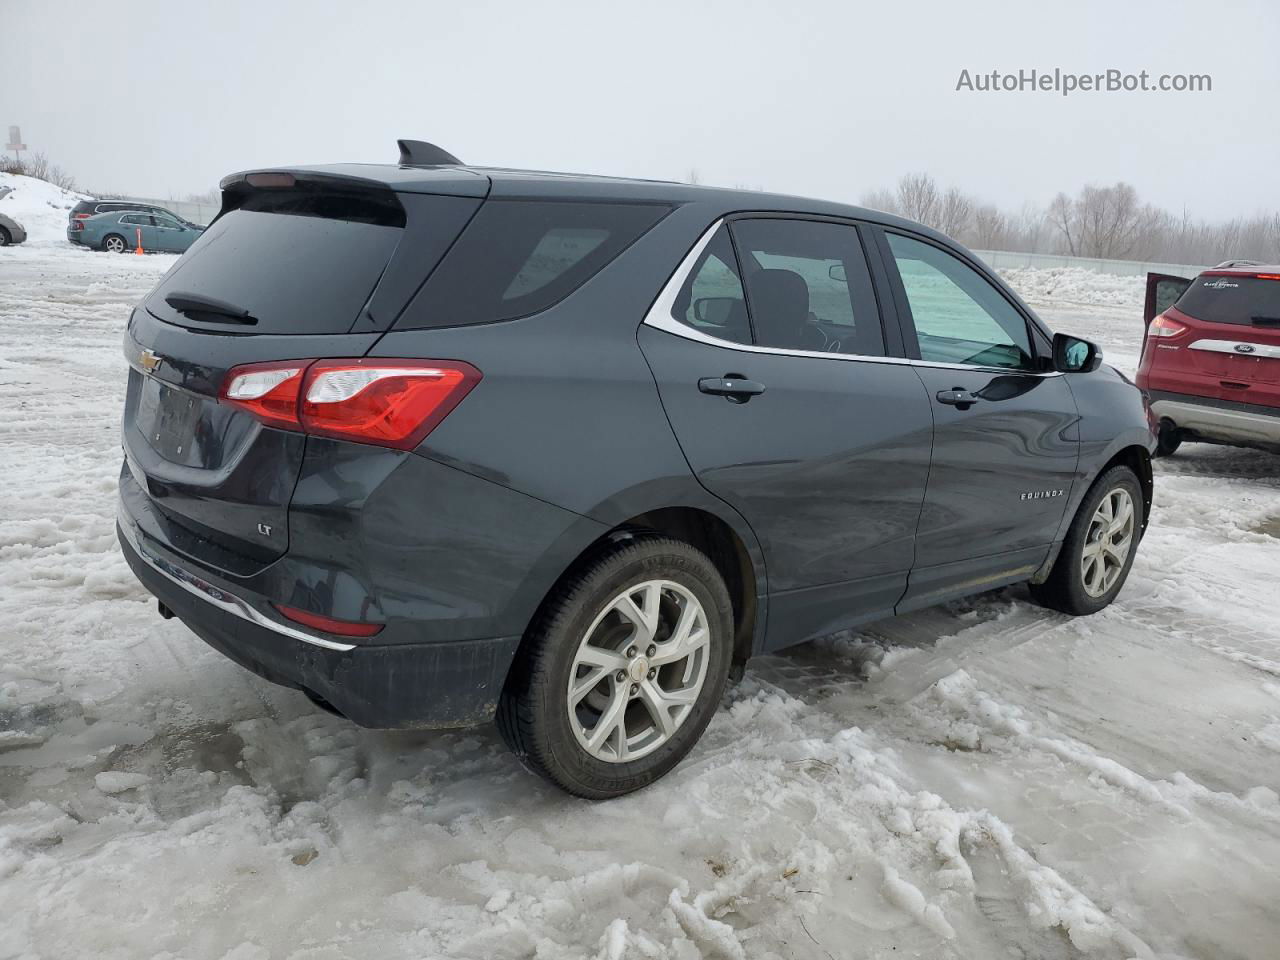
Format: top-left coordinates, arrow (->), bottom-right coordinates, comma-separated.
497,536 -> 733,799
1030,464 -> 1143,615
102,233 -> 128,253
1155,420 -> 1182,457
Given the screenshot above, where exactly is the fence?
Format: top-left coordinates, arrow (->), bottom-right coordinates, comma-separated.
970,248 -> 1209,279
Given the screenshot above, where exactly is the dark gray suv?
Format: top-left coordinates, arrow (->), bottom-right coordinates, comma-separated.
117,142 -> 1155,798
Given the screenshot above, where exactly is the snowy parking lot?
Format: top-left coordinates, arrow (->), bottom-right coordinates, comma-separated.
2,223 -> 1280,958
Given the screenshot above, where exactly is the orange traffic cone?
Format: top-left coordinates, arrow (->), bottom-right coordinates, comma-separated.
134,227 -> 144,255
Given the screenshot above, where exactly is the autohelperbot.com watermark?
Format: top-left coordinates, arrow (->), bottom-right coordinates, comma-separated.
955,68 -> 1211,96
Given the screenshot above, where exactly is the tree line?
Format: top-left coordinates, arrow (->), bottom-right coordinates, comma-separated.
859,172 -> 1280,266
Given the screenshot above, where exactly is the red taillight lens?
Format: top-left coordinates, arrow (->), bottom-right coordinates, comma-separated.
73,212 -> 90,219
219,358 -> 480,450
300,359 -> 481,450
1147,313 -> 1187,339
221,361 -> 307,430
69,221 -> 83,231
273,603 -> 383,637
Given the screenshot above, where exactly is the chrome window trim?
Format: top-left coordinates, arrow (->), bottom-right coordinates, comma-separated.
117,505 -> 358,652
1189,338 -> 1280,360
641,219 -> 1061,378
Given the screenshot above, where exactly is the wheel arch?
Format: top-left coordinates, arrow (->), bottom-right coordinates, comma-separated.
511,498 -> 766,679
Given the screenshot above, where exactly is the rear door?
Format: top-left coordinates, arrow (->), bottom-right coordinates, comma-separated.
640,217 -> 934,649
119,213 -> 155,251
121,179 -> 482,570
876,228 -> 1080,610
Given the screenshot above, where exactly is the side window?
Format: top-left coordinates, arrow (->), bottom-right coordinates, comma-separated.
730,218 -> 885,357
120,214 -> 142,225
669,226 -> 751,345
400,200 -> 671,329
887,233 -> 1034,370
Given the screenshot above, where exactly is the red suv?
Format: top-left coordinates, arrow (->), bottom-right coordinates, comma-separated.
1139,263 -> 1280,456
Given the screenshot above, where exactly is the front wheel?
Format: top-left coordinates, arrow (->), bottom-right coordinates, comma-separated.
0,227 -> 10,246
497,536 -> 733,799
1030,464 -> 1143,616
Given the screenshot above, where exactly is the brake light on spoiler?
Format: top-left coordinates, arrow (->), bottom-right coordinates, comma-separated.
220,358 -> 481,450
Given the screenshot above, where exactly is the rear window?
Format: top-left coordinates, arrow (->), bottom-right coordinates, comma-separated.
147,188 -> 411,335
1176,274 -> 1280,327
395,200 -> 671,329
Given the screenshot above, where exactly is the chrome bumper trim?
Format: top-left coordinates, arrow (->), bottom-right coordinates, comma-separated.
117,507 -> 357,652
1150,398 -> 1280,446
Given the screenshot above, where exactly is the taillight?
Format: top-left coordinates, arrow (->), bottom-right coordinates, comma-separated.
73,212 -> 90,219
219,358 -> 480,450
1147,313 -> 1187,339
222,362 -> 306,430
69,221 -> 83,232
273,603 -> 383,637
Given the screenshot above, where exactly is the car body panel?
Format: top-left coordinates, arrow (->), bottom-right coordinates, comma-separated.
0,212 -> 27,244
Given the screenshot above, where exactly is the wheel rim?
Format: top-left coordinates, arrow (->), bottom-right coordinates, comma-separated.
106,237 -> 124,252
1081,487 -> 1135,598
567,579 -> 711,763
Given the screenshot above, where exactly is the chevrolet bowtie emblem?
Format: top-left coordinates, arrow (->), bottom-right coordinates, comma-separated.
138,348 -> 162,372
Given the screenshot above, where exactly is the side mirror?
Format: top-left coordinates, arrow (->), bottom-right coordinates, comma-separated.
1053,332 -> 1102,373
693,297 -> 739,326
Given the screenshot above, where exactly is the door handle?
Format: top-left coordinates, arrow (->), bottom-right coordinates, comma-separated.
936,387 -> 979,410
698,375 -> 766,403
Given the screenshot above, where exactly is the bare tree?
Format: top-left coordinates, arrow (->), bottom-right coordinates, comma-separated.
895,172 -> 939,226
972,204 -> 1007,249
937,186 -> 973,240
0,151 -> 78,191
858,187 -> 899,215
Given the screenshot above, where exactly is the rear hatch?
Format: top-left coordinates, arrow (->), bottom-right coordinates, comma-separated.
121,171 -> 484,571
1168,271 -> 1280,406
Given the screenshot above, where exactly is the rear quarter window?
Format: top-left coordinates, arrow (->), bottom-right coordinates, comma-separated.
1176,274 -> 1280,327
394,199 -> 671,329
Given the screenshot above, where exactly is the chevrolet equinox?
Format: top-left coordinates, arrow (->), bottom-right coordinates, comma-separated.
118,140 -> 1156,798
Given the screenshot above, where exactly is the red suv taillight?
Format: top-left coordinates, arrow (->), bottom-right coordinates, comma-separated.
220,358 -> 481,450
1147,312 -> 1187,339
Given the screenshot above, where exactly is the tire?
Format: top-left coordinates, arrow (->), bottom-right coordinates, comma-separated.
1155,420 -> 1182,458
496,535 -> 734,799
102,233 -> 128,254
0,227 -> 10,247
1030,464 -> 1143,616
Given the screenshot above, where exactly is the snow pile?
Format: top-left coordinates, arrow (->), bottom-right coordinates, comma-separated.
0,172 -> 87,245
1,249 -> 1280,958
1000,266 -> 1147,307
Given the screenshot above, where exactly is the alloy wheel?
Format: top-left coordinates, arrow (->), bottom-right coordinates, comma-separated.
1080,487 -> 1135,598
567,579 -> 711,763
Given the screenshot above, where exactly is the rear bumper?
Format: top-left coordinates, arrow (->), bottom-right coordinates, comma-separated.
1149,391 -> 1280,450
118,506 -> 521,729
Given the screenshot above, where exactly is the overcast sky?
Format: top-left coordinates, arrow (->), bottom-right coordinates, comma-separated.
3,0 -> 1278,220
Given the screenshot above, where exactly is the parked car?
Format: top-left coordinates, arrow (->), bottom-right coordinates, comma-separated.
0,211 -> 26,245
116,141 -> 1156,798
69,210 -> 204,253
1140,264 -> 1280,455
69,198 -> 201,228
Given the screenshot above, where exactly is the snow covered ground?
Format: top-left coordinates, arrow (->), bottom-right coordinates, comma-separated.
2,202 -> 1279,959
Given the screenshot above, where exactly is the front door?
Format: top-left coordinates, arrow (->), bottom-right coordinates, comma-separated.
151,214 -> 187,253
877,229 -> 1081,611
640,218 -> 934,650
